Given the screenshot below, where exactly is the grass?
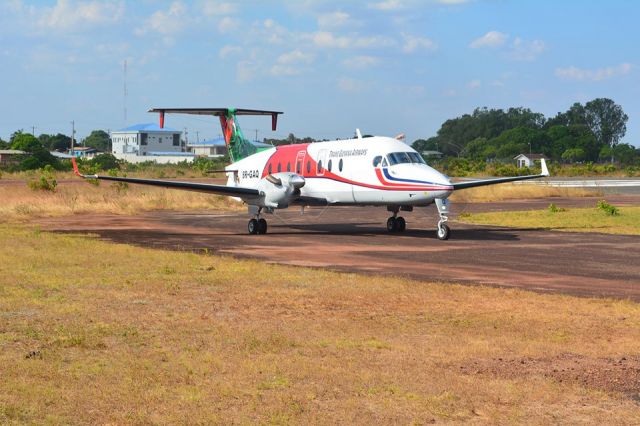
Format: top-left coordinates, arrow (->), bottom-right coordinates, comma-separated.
459,205 -> 640,235
1,225 -> 639,424
450,183 -> 600,203
0,177 -> 242,221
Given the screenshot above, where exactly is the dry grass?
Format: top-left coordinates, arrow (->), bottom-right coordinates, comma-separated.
450,183 -> 600,203
0,178 -> 242,220
1,225 -> 639,424
460,205 -> 640,235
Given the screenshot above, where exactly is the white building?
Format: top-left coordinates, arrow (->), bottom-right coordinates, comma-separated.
514,153 -> 548,168
111,123 -> 183,158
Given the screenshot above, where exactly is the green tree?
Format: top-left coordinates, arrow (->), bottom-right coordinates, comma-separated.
83,130 -> 111,151
411,138 -> 439,153
583,98 -> 628,153
89,153 -> 119,171
39,133 -> 71,151
561,148 -> 586,163
612,144 -> 637,166
11,132 -> 44,152
0,137 -> 7,149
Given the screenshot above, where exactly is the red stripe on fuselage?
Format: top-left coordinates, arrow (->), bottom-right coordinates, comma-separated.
258,142 -> 450,191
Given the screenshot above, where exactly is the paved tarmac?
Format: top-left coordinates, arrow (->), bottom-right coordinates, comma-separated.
36,195 -> 640,300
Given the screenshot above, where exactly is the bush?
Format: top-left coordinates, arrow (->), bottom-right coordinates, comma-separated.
548,203 -> 565,213
28,174 -> 57,191
597,200 -> 619,216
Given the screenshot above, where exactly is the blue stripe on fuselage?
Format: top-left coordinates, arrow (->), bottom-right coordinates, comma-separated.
382,168 -> 442,186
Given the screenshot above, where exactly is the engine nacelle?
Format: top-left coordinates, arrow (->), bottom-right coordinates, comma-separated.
257,172 -> 305,208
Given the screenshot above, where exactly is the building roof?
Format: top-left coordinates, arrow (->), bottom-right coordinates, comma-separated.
0,149 -> 26,155
514,153 -> 548,160
115,123 -> 179,132
50,151 -> 74,158
187,138 -> 273,148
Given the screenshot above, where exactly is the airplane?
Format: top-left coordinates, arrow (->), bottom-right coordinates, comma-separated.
72,108 -> 550,240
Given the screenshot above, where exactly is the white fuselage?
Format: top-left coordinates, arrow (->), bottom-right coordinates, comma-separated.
226,136 -> 453,208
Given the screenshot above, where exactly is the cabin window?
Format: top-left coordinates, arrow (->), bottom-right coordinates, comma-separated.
287,162 -> 291,172
296,162 -> 301,174
328,159 -> 332,172
372,156 -> 382,167
382,157 -> 388,167
339,158 -> 343,172
277,162 -> 281,173
268,164 -> 272,174
317,160 -> 323,173
306,161 -> 311,174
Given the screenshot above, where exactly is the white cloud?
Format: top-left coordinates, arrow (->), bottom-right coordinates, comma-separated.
469,31 -> 508,48
312,31 -> 395,49
343,55 -> 380,69
510,37 -> 545,61
36,0 -> 124,32
201,1 -> 236,16
338,78 -> 368,92
138,1 -> 187,36
277,49 -> 314,65
467,79 -> 481,89
555,63 -> 633,82
219,45 -> 241,59
217,16 -> 239,33
368,0 -> 406,10
317,11 -> 351,28
236,60 -> 255,82
402,34 -> 437,53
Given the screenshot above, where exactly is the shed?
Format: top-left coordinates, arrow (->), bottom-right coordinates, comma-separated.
514,153 -> 548,168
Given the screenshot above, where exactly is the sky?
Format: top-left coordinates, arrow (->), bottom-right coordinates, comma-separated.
0,0 -> 638,146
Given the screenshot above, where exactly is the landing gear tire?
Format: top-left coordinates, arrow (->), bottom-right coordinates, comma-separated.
396,216 -> 406,232
248,218 -> 259,235
387,217 -> 397,232
437,223 -> 450,240
257,218 -> 267,234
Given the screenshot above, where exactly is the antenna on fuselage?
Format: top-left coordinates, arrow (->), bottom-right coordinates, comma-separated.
355,128 -> 362,139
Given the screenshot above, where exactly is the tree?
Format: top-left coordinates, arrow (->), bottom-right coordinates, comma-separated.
411,138 -> 439,153
583,98 -> 628,154
612,144 -> 638,166
561,148 -> 586,163
0,137 -> 7,149
39,133 -> 71,151
89,153 -> 119,170
83,130 -> 111,151
11,132 -> 43,152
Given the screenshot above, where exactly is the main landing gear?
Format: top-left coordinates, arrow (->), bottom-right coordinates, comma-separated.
435,198 -> 451,240
248,207 -> 268,235
386,207 -> 406,233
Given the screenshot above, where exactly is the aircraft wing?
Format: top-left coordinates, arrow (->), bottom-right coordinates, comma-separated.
72,159 -> 260,201
452,159 -> 550,190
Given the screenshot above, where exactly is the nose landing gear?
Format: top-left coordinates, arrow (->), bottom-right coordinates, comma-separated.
435,198 -> 450,240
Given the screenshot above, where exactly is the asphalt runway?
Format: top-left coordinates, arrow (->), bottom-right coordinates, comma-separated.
36,195 -> 640,300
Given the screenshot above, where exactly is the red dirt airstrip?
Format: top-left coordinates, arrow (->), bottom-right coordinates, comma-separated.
35,195 -> 640,300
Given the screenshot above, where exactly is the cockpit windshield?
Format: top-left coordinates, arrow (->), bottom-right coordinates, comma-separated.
386,152 -> 426,165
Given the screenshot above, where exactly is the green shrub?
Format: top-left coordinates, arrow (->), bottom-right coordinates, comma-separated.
28,174 -> 57,191
548,203 -> 565,213
597,200 -> 619,216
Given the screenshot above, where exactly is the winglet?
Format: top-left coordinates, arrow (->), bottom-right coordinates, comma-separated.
71,157 -> 81,177
540,158 -> 549,177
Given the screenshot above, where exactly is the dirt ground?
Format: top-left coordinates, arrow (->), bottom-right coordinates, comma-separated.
34,195 -> 640,301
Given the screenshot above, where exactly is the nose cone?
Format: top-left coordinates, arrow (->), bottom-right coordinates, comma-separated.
288,173 -> 305,189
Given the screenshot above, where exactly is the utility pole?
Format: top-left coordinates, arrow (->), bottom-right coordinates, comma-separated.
123,59 -> 128,127
70,121 -> 75,156
183,127 -> 188,145
31,126 -> 36,136
255,129 -> 258,142
196,130 -> 200,143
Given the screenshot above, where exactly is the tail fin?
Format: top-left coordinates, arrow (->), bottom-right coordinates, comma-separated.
148,108 -> 283,163
220,109 -> 256,163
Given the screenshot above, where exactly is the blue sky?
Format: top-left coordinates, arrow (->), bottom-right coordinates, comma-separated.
0,0 -> 638,146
